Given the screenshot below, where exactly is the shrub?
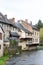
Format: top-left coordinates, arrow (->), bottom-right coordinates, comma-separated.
17,46 -> 22,54
10,39 -> 18,48
3,46 -> 8,55
39,43 -> 43,46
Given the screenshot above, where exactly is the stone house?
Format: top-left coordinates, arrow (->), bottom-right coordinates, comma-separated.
17,20 -> 39,50
12,22 -> 33,50
0,12 -> 39,51
0,13 -> 18,46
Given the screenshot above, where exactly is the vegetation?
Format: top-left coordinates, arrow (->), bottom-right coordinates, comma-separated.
4,46 -> 9,55
35,19 -> 43,43
0,55 -> 9,65
39,28 -> 43,43
35,19 -> 43,30
10,39 -> 18,48
36,46 -> 43,50
0,39 -> 22,65
8,39 -> 22,56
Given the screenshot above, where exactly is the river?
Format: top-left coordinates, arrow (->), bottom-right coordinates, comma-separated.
6,50 -> 43,65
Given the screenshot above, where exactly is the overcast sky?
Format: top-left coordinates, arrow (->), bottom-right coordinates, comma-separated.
0,0 -> 43,24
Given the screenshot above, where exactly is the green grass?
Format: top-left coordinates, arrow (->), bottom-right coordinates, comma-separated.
0,55 -> 9,65
36,46 -> 43,50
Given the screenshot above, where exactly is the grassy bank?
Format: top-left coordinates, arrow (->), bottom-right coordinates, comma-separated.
0,55 -> 9,65
36,46 -> 43,50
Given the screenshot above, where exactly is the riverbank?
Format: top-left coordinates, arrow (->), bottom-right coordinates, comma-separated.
36,46 -> 43,50
0,55 -> 9,65
5,50 -> 43,65
0,46 -> 43,65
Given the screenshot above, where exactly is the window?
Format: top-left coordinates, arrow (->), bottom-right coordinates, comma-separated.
32,39 -> 34,42
37,32 -> 38,36
7,25 -> 8,28
13,27 -> 14,30
0,24 -> 2,26
2,24 -> 3,27
18,29 -> 20,32
35,32 -> 36,35
0,45 -> 1,49
0,16 -> 2,18
35,39 -> 38,42
28,33 -> 29,35
26,33 -> 28,36
3,44 -> 6,46
0,33 -> 2,40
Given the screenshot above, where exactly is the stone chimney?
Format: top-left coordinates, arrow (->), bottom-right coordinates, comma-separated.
11,18 -> 15,23
4,15 -> 7,18
25,19 -> 28,22
30,21 -> 32,25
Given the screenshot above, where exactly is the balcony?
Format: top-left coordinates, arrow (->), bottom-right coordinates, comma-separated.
25,35 -> 33,38
25,33 -> 33,38
19,32 -> 33,39
20,35 -> 33,39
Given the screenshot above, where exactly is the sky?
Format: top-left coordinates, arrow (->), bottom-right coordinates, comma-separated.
0,0 -> 43,25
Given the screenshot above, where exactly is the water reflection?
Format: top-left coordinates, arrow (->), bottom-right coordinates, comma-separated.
6,50 -> 43,65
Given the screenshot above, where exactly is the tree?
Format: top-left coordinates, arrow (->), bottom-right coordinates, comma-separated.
39,28 -> 43,43
10,39 -> 18,48
38,20 -> 43,29
35,19 -> 43,30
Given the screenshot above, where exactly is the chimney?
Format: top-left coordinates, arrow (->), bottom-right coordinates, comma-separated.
4,15 -> 7,18
11,18 -> 15,23
30,21 -> 32,25
25,19 -> 28,22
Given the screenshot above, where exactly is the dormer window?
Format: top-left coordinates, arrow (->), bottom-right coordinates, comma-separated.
35,32 -> 36,35
0,16 -> 2,18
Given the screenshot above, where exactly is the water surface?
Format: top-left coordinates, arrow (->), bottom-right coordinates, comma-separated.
6,50 -> 43,65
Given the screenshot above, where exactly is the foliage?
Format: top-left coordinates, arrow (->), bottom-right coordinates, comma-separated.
4,46 -> 9,56
36,46 -> 43,50
35,19 -> 43,43
17,46 -> 22,54
8,39 -> 18,56
35,19 -> 43,30
0,55 -> 9,65
10,39 -> 18,48
39,43 -> 43,46
39,28 -> 43,42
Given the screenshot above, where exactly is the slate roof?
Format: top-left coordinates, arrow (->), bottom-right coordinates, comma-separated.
10,32 -> 20,37
0,25 -> 4,33
10,37 -> 19,40
18,20 -> 39,31
0,13 -> 9,24
32,25 -> 39,31
13,22 -> 32,33
0,12 -> 39,32
4,38 -> 9,42
0,13 -> 13,25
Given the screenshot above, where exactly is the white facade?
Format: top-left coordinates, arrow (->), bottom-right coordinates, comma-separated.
18,29 -> 39,50
32,29 -> 39,44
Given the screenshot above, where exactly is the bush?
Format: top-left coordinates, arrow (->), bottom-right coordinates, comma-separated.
17,46 -> 22,54
39,43 -> 43,46
10,39 -> 18,48
4,46 -> 8,56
